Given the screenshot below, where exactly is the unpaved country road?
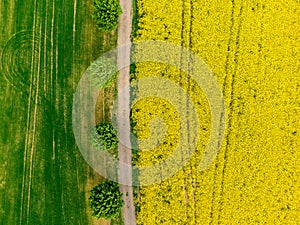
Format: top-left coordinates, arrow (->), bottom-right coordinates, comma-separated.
117,0 -> 136,224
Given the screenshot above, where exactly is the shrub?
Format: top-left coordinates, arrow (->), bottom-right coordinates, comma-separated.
92,122 -> 118,151
92,0 -> 122,32
89,180 -> 124,219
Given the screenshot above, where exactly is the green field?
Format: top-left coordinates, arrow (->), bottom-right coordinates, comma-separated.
0,0 -> 118,224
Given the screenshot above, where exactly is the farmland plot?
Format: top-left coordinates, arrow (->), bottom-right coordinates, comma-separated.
0,0 -> 117,224
132,0 -> 300,224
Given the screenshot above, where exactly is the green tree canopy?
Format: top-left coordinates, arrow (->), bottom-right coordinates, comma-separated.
92,0 -> 122,32
92,122 -> 118,151
89,180 -> 124,219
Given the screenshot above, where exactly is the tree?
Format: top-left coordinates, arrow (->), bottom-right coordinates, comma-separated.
91,122 -> 118,151
89,180 -> 124,219
92,0 -> 122,32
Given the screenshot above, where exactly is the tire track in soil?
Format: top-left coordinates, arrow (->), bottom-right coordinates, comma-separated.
20,5 -> 38,225
208,0 -> 238,222
179,0 -> 198,223
213,1 -> 244,224
186,1 -> 198,224
71,0 -> 84,223
1,30 -> 51,106
181,0 -> 198,223
26,29 -> 41,225
179,0 -> 190,221
1,31 -> 37,94
26,3 -> 44,223
20,0 -> 38,223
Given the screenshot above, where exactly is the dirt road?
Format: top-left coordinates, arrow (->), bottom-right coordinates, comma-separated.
117,0 -> 136,224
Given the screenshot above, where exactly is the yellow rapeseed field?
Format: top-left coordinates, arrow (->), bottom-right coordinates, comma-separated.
132,0 -> 300,224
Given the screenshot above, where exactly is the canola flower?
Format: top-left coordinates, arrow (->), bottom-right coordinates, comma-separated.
132,0 -> 300,224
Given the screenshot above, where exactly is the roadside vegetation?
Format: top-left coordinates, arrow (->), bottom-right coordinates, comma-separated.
89,180 -> 124,220
92,0 -> 122,32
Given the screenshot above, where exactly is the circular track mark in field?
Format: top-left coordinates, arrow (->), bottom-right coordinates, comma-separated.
1,31 -> 49,95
